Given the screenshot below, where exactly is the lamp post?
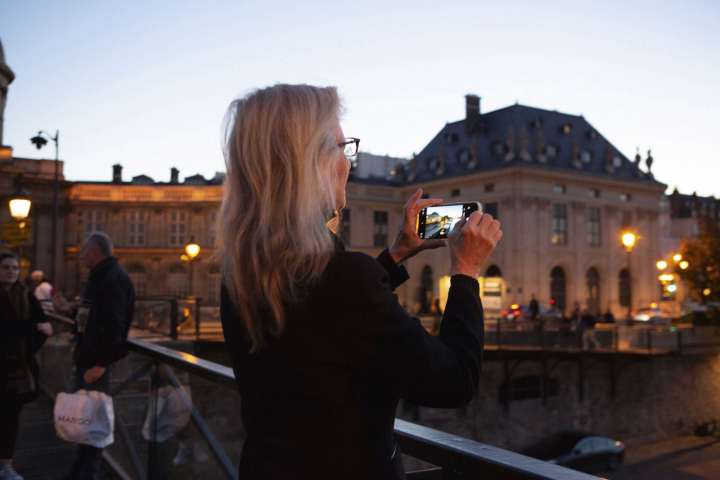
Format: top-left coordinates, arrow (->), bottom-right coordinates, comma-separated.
9,186 -> 31,260
622,232 -> 636,321
30,130 -> 59,284
182,238 -> 200,298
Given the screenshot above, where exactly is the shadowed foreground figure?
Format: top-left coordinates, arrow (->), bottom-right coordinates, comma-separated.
217,84 -> 503,479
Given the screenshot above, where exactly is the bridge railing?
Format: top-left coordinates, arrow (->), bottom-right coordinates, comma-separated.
40,312 -> 600,480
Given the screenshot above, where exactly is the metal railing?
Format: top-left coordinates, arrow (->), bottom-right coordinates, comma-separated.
42,312 -> 600,479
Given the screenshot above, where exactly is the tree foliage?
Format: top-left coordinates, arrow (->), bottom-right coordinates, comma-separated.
675,217 -> 720,303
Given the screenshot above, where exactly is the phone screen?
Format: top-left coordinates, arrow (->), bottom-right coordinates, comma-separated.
416,202 -> 481,239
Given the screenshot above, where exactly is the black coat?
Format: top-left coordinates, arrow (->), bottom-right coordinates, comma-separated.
221,247 -> 484,480
74,256 -> 135,369
0,290 -> 48,403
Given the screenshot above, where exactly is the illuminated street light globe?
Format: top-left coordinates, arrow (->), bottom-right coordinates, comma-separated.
673,254 -> 682,262
679,261 -> 689,270
703,288 -> 711,296
622,233 -> 635,251
9,186 -> 31,220
656,260 -> 667,270
185,242 -> 200,260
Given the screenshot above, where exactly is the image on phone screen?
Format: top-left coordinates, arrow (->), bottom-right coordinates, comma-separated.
416,202 -> 481,239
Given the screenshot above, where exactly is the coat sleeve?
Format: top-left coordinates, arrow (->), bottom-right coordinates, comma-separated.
92,277 -> 131,367
337,253 -> 483,408
28,292 -> 49,354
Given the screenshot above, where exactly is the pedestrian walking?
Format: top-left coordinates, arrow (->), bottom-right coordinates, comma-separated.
581,308 -> 598,350
30,271 -> 54,314
53,232 -> 135,480
1,253 -> 53,480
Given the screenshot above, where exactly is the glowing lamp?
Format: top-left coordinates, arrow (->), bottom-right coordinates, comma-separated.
650,302 -> 658,309
501,310 -> 509,316
513,310 -> 522,316
185,242 -> 200,259
667,284 -> 677,292
630,310 -> 637,316
549,299 -> 555,304
510,304 -> 519,310
622,233 -> 635,251
679,261 -> 689,270
703,288 -> 711,296
9,187 -> 31,220
656,261 -> 667,270
673,254 -> 682,262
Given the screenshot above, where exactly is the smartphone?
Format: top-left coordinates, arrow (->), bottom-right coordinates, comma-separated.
416,202 -> 482,239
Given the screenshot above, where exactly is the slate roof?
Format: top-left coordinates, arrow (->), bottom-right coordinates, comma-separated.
669,189 -> 719,219
378,103 -> 665,187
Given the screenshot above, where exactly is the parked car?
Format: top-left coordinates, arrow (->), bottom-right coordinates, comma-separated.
500,304 -> 562,323
521,431 -> 625,473
631,306 -> 672,325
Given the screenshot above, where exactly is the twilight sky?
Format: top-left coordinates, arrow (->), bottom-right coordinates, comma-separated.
2,0 -> 719,196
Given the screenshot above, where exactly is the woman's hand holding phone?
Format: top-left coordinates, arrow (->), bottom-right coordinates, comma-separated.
448,211 -> 502,279
389,189 -> 447,264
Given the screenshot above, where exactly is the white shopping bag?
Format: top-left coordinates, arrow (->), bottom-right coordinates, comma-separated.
54,389 -> 115,448
142,385 -> 192,442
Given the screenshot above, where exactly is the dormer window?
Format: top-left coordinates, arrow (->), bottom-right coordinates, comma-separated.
612,156 -> 622,168
546,144 -> 558,159
491,142 -> 505,157
457,149 -> 470,164
534,117 -> 543,129
445,133 -> 458,145
588,130 -> 598,139
562,124 -> 572,134
580,150 -> 592,163
427,157 -> 438,170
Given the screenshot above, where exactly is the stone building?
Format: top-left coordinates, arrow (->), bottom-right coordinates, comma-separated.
341,96 -> 667,319
60,166 -> 225,302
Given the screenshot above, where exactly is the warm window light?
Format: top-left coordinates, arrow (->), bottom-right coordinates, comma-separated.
679,261 -> 689,270
650,302 -> 658,309
673,254 -> 682,262
656,260 -> 667,270
622,233 -> 635,250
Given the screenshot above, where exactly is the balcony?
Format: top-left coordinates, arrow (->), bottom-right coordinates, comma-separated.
13,312 -> 603,480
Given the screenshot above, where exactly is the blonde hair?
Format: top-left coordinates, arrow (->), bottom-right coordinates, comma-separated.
217,84 -> 343,351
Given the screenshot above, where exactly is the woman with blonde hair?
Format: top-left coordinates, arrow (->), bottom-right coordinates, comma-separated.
219,84 -> 502,479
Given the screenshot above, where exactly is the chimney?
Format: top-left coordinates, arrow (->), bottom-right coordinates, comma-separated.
170,167 -> 179,184
465,94 -> 480,134
112,164 -> 123,184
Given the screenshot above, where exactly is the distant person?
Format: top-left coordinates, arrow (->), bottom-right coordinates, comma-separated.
30,271 -> 54,313
1,253 -> 52,480
529,294 -> 539,320
218,84 -> 502,479
581,308 -> 598,350
604,309 -> 615,324
53,232 -> 135,480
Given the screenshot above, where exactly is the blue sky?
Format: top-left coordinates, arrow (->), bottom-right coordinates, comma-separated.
2,0 -> 719,196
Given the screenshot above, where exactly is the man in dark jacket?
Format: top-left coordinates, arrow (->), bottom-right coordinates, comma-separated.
54,232 -> 135,480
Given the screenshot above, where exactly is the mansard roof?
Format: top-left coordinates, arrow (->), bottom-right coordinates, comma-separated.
396,103 -> 665,187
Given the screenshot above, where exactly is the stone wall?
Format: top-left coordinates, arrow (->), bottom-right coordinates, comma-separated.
396,353 -> 720,452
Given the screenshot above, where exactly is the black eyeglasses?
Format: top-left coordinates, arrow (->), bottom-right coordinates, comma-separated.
338,137 -> 360,157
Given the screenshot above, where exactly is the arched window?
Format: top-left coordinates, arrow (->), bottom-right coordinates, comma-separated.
586,268 -> 600,314
127,263 -> 147,298
418,266 -> 433,314
485,265 -> 502,278
619,269 -> 631,308
168,263 -> 188,297
206,264 -> 222,304
550,267 -> 566,311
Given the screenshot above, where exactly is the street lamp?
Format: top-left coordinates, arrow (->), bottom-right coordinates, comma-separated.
30,130 -> 60,285
656,260 -> 667,270
622,232 -> 636,322
673,254 -> 682,262
182,237 -> 200,298
9,186 -> 31,220
679,261 -> 689,270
